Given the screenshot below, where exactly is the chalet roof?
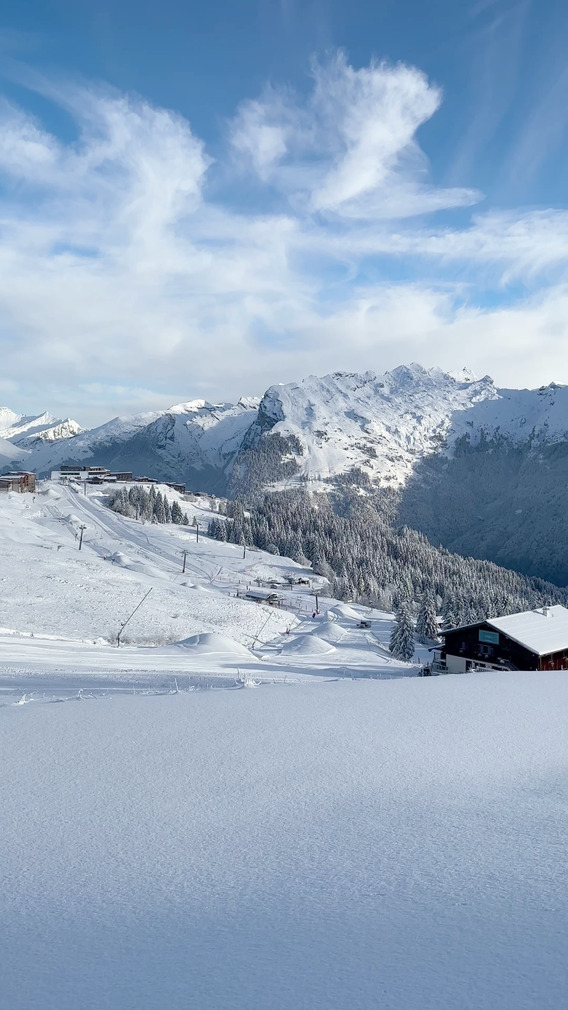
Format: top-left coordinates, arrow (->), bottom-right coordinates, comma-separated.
245,589 -> 283,601
445,606 -> 568,657
486,606 -> 568,657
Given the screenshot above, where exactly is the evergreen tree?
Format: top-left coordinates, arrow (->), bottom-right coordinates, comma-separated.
441,600 -> 458,632
153,493 -> 166,524
390,603 -> 415,662
104,484 -> 568,619
416,592 -> 439,643
171,500 -> 185,524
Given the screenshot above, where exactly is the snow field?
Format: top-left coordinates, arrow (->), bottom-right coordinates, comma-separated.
0,672 -> 566,1009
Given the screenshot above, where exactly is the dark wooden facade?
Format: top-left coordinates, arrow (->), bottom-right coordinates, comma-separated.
443,621 -> 568,672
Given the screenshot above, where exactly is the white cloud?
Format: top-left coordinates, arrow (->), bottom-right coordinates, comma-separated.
1,53 -> 568,424
230,51 -> 480,218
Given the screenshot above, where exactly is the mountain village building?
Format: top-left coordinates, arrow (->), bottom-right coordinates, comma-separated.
52,466 -> 135,482
0,471 -> 36,493
440,606 -> 568,672
50,467 -> 185,491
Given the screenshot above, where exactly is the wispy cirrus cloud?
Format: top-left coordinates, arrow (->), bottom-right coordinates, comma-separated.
230,52 -> 479,218
0,50 -> 567,424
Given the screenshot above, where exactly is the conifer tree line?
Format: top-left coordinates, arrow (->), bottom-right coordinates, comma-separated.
107,485 -> 189,525
208,490 -> 568,625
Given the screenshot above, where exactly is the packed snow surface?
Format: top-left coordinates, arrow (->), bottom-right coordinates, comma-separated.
0,480 -> 565,1007
1,673 -> 567,1009
329,602 -> 364,620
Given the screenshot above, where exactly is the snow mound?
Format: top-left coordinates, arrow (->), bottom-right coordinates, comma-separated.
282,635 -> 335,655
175,632 -> 256,658
312,620 -> 346,643
329,603 -> 363,621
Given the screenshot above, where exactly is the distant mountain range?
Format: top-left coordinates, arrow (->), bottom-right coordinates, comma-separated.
3,364 -> 568,583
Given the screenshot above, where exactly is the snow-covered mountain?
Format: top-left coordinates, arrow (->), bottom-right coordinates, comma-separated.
6,365 -> 568,582
227,366 -> 568,585
2,397 -> 260,493
0,408 -> 84,446
235,365 -> 500,489
7,365 -> 568,493
0,408 -> 84,468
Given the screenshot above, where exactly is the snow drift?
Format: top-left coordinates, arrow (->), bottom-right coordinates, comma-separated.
282,634 -> 335,655
175,632 -> 257,659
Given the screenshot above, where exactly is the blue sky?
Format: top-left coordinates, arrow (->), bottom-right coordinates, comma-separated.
1,0 -> 568,424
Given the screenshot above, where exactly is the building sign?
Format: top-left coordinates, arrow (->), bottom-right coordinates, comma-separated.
479,629 -> 499,645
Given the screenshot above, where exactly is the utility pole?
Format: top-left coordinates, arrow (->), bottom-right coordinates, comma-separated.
78,525 -> 87,550
312,591 -> 320,615
180,549 -> 189,573
252,610 -> 274,650
243,545 -> 246,559
195,522 -> 199,544
117,588 -> 153,647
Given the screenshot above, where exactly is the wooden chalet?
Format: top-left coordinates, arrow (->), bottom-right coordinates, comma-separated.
441,605 -> 568,673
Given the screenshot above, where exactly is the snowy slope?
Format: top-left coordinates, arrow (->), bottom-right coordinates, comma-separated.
241,364 -> 499,488
0,673 -> 566,1009
0,408 -> 84,452
0,433 -> 21,464
0,482 -> 417,686
448,380 -> 568,446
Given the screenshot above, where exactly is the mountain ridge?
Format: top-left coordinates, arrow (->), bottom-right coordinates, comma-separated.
4,365 -> 568,583
4,365 -> 568,490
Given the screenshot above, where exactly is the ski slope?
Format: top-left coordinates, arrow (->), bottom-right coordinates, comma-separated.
0,482 -> 418,696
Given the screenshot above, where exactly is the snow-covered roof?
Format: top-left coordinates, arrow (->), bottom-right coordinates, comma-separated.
245,588 -> 284,600
487,606 -> 568,656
